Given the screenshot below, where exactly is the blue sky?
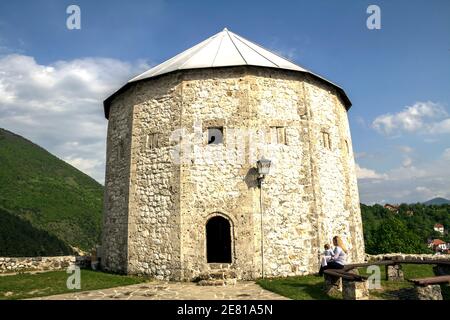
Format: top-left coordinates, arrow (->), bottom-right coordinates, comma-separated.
0,0 -> 449,203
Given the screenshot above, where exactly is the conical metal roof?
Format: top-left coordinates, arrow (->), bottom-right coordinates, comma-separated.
104,28 -> 351,118
129,28 -> 308,82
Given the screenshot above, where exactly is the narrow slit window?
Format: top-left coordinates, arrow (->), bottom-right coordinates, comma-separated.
118,139 -> 125,160
322,132 -> 331,150
271,126 -> 287,145
147,133 -> 159,149
207,127 -> 223,145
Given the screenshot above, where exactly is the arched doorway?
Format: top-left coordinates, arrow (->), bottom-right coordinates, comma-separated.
206,216 -> 232,263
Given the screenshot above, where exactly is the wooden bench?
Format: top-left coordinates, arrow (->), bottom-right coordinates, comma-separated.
324,269 -> 368,281
323,269 -> 369,300
344,259 -> 450,270
408,275 -> 450,300
343,259 -> 450,281
342,261 -> 403,281
342,260 -> 396,271
409,275 -> 450,286
322,259 -> 450,300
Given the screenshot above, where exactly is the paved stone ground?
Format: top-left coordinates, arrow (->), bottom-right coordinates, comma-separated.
32,281 -> 289,300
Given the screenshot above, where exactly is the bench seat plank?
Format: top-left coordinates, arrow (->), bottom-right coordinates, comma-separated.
343,260 -> 450,272
324,269 -> 368,281
408,275 -> 450,286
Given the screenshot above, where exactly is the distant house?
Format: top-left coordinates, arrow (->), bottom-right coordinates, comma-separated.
434,223 -> 445,234
405,210 -> 414,216
429,239 -> 448,252
384,204 -> 399,213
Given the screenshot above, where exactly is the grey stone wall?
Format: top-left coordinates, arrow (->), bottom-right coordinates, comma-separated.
101,88 -> 134,273
304,76 -> 365,264
366,253 -> 450,262
0,256 -> 81,273
101,66 -> 365,280
127,74 -> 183,280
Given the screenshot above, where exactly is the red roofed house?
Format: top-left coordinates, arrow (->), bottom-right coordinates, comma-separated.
429,239 -> 447,252
384,204 -> 399,213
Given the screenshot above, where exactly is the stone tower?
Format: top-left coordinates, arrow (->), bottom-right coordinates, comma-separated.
101,28 -> 365,280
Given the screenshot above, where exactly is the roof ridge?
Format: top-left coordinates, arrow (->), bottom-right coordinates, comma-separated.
224,28 -> 247,65
231,30 -> 302,68
177,33 -> 219,70
230,31 -> 279,68
130,32 -> 219,82
211,32 -> 225,66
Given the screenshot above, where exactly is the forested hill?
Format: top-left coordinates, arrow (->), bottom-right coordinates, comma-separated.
0,128 -> 104,257
361,203 -> 450,254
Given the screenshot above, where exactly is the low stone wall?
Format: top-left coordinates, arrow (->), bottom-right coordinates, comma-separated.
366,253 -> 450,262
0,256 -> 91,274
366,253 -> 450,277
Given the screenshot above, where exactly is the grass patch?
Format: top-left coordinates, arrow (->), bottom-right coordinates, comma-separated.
361,264 -> 449,300
0,270 -> 148,300
257,264 -> 449,300
257,275 -> 340,300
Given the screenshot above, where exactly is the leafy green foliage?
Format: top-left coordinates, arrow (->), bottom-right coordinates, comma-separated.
361,203 -> 450,254
367,217 -> 427,253
0,208 -> 72,256
0,128 -> 104,256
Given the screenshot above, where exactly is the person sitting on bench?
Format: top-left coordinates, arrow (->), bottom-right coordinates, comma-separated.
320,243 -> 334,267
319,236 -> 348,276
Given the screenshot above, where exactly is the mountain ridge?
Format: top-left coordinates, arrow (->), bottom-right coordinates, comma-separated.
423,197 -> 450,206
0,128 -> 104,256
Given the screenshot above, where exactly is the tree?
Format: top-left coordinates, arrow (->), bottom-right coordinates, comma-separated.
366,217 -> 429,254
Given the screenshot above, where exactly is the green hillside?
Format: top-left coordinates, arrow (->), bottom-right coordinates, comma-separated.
361,203 -> 450,254
0,128 -> 104,256
0,208 -> 72,256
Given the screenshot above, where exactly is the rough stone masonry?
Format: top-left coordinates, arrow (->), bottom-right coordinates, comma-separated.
100,30 -> 365,281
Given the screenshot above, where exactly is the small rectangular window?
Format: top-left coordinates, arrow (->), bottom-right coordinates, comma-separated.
322,132 -> 331,150
270,126 -> 287,145
118,139 -> 125,160
207,127 -> 223,145
146,133 -> 160,149
344,140 -> 349,154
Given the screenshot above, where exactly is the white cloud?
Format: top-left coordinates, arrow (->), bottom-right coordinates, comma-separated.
372,101 -> 449,136
357,149 -> 450,204
354,116 -> 367,127
0,54 -> 149,182
443,148 -> 450,161
354,152 -> 367,159
401,156 -> 413,168
398,145 -> 414,153
429,118 -> 450,134
355,163 -> 387,180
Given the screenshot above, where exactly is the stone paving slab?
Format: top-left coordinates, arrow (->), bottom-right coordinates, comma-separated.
31,281 -> 289,300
